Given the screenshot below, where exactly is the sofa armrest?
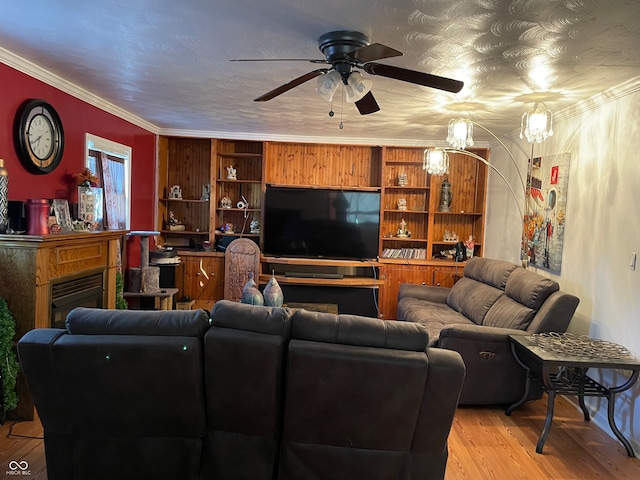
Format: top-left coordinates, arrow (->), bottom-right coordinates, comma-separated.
438,324 -> 532,405
398,283 -> 451,303
439,323 -> 525,343
412,348 -> 465,452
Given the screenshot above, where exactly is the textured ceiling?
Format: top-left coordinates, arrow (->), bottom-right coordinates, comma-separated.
1,0 -> 639,145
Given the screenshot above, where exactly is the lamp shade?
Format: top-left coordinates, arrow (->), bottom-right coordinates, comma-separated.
344,71 -> 372,103
520,107 -> 553,143
316,71 -> 341,102
446,118 -> 474,149
423,148 -> 449,176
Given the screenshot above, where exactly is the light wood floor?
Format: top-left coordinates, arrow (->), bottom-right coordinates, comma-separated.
1,396 -> 639,479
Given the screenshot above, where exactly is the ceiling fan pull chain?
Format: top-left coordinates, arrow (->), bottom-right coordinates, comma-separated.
339,88 -> 344,129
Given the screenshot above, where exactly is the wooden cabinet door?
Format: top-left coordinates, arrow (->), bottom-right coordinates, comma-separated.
182,255 -> 224,311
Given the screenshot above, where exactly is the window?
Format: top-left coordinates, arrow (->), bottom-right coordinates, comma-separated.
85,133 -> 131,229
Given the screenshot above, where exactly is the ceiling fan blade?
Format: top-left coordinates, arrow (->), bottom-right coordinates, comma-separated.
355,91 -> 380,115
345,43 -> 403,63
254,69 -> 330,102
231,58 -> 328,64
363,63 -> 464,93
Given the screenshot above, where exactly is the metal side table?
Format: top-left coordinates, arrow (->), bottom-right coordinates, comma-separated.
506,333 -> 640,457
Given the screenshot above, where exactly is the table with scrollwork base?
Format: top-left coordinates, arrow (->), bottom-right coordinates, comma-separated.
506,333 -> 640,457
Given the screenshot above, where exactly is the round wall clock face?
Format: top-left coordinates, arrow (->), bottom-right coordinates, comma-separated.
14,99 -> 65,174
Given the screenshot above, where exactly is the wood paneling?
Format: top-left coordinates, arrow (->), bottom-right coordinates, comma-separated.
264,142 -> 380,188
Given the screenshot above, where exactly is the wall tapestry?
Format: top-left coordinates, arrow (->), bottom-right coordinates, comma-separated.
523,153 -> 571,274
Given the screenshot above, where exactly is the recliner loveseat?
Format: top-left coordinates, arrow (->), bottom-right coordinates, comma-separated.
18,300 -> 466,480
397,257 -> 579,405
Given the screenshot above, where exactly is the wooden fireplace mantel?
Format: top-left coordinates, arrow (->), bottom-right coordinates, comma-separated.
0,230 -> 127,419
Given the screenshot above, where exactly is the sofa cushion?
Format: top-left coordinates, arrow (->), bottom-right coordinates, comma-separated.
291,310 -> 428,352
505,268 -> 559,310
446,278 -> 504,324
210,299 -> 292,337
397,297 -> 474,347
463,257 -> 518,289
482,296 -> 536,330
65,307 -> 210,337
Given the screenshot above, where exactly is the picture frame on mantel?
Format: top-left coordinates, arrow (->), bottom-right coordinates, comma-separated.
78,186 -> 104,230
52,199 -> 73,232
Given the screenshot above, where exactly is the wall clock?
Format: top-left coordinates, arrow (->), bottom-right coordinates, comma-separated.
14,99 -> 65,174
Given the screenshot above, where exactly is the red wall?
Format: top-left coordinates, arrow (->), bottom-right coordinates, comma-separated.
0,62 -> 157,268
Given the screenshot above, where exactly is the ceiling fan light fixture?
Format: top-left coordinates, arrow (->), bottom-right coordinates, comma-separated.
316,71 -> 341,102
447,118 -> 474,150
520,107 -> 553,143
423,148 -> 449,176
345,71 -> 372,103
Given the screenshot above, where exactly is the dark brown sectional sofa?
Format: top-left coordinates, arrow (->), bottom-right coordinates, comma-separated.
18,300 -> 465,480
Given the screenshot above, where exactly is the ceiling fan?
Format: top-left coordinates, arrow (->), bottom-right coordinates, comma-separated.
232,31 -> 464,115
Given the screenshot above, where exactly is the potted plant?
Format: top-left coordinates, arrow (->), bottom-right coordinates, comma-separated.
0,297 -> 19,423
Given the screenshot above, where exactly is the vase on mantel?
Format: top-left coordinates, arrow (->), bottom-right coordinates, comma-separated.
0,159 -> 8,234
263,273 -> 284,307
241,272 -> 264,306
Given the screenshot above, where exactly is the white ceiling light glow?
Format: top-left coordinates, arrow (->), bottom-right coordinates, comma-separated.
520,107 -> 553,143
423,147 -> 450,176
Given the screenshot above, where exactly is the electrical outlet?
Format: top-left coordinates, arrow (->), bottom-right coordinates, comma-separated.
630,252 -> 637,271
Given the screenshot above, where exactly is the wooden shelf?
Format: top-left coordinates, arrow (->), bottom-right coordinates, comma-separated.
160,198 -> 209,203
262,256 -> 379,267
160,230 -> 208,235
383,209 -> 428,214
217,152 -> 262,158
258,273 -> 383,288
384,186 -> 429,191
434,211 -> 483,216
217,179 -> 261,184
214,232 -> 260,238
382,237 -> 427,242
432,241 -> 483,246
216,207 -> 261,212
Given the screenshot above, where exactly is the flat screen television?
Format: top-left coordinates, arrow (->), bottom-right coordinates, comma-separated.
264,187 -> 380,261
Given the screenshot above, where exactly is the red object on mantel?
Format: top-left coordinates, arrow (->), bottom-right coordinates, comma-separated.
26,198 -> 50,235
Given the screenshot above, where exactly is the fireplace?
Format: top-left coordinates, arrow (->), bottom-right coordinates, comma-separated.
51,272 -> 105,328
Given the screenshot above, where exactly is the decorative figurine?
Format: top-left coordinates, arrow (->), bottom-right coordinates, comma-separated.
464,235 -> 475,258
236,195 -> 249,209
397,218 -> 410,238
241,272 -> 263,305
167,210 -> 185,231
443,229 -> 459,242
398,171 -> 408,186
219,195 -> 233,209
439,178 -> 452,212
169,185 -> 182,199
226,166 -> 237,180
201,184 -> 210,201
250,218 -> 260,234
263,272 -> 284,307
397,197 -> 407,210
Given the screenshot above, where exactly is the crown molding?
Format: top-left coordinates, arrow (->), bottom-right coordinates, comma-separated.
0,47 -> 160,134
156,128 -> 472,148
505,75 -> 640,139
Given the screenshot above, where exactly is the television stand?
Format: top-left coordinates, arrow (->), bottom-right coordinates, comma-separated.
285,271 -> 344,280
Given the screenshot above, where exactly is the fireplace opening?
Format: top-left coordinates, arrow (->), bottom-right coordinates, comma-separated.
51,272 -> 105,328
